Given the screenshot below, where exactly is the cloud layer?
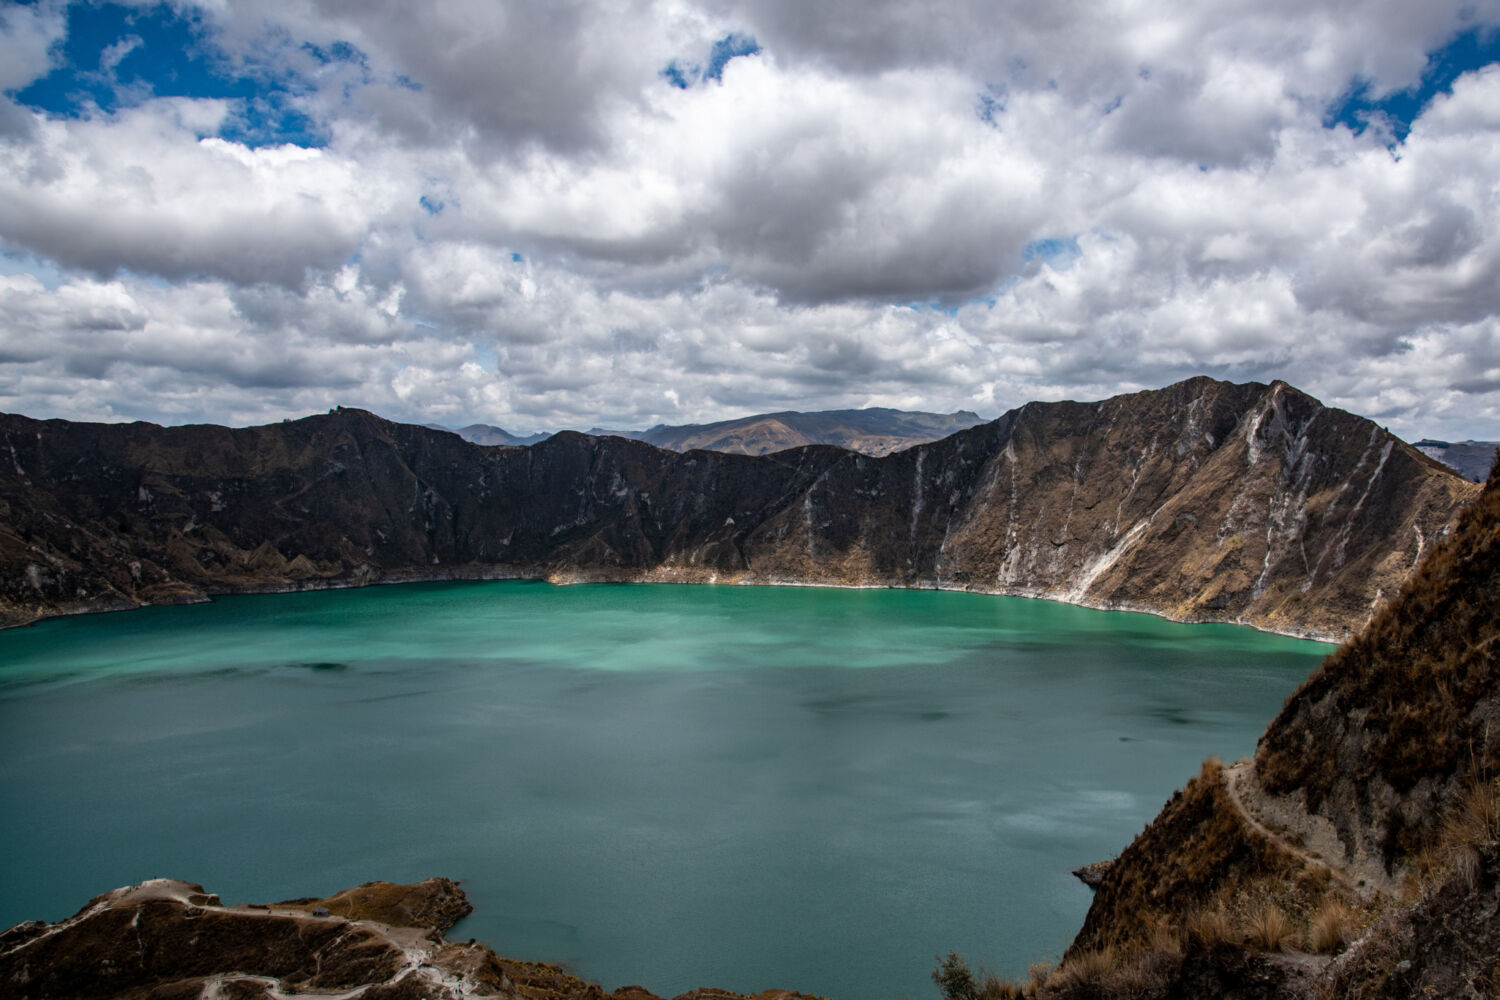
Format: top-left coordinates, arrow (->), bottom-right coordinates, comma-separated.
2,0 -> 1500,439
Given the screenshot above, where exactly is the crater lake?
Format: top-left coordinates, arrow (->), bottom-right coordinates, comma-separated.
0,581 -> 1330,999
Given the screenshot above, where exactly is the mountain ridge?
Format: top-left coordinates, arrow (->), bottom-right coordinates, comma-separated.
0,377 -> 1477,639
435,405 -> 988,456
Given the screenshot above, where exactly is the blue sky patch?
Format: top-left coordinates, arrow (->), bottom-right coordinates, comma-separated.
1022,236 -> 1081,269
10,1 -> 331,148
976,88 -> 1005,125
703,33 -> 760,82
661,31 -> 760,89
1327,27 -> 1500,142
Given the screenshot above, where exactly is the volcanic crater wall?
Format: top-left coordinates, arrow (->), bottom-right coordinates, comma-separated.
0,377 -> 1479,636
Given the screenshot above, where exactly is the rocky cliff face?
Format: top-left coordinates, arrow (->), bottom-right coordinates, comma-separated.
0,377 -> 1476,636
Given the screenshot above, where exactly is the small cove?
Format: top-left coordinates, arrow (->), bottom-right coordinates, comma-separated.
0,581 -> 1330,999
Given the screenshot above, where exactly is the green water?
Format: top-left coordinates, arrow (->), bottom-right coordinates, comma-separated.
0,582 -> 1329,999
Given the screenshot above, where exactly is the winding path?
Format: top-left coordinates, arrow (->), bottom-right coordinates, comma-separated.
1222,760 -> 1398,899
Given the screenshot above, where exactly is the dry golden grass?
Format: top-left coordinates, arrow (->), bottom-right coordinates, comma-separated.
978,976 -> 1025,1000
1443,777 -> 1500,850
1024,962 -> 1055,994
1243,904 -> 1296,952
1054,944 -> 1118,987
1437,776 -> 1500,889
1184,906 -> 1235,948
1306,898 -> 1355,953
1145,921 -> 1183,958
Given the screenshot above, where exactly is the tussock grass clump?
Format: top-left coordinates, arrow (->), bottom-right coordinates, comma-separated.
1042,945 -> 1117,997
1443,777 -> 1500,851
1306,898 -> 1355,953
1024,962 -> 1055,994
1184,907 -> 1235,948
1242,904 -> 1296,952
1437,776 -> 1500,889
1041,942 -> 1183,999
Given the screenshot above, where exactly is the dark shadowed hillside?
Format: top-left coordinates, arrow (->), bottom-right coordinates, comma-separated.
0,378 -> 1476,639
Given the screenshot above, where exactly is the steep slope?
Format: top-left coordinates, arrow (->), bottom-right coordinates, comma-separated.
1022,454 -> 1500,1000
0,378 -> 1476,638
1255,446 -> 1500,879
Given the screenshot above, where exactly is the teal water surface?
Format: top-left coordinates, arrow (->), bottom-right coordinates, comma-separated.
0,582 -> 1330,999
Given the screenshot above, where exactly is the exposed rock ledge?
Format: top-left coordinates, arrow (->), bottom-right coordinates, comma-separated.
0,878 -> 828,1000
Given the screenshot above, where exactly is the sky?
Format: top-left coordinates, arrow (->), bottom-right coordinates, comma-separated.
2,1 -> 1500,439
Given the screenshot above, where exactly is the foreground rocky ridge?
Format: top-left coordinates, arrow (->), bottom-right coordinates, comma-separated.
0,377 -> 1477,637
0,877 -> 824,1000
990,456 -> 1500,999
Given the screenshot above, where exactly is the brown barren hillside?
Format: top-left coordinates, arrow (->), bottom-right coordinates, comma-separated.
0,377 -> 1477,638
960,454 -> 1500,1000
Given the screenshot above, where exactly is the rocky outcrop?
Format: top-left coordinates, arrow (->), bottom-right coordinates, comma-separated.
0,878 -> 827,1000
0,377 -> 1477,636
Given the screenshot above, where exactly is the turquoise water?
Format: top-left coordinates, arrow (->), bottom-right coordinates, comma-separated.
0,582 -> 1329,999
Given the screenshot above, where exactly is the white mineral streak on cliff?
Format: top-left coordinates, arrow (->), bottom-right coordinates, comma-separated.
1352,439 -> 1395,516
1330,436 -> 1396,571
1245,407 -> 1268,464
1066,518 -> 1151,602
1254,410 -> 1319,597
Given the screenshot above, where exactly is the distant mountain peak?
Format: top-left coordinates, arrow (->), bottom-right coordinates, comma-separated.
1413,437 -> 1497,482
446,406 -> 988,456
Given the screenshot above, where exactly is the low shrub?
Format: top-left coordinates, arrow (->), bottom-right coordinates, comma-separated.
930,952 -> 1023,1000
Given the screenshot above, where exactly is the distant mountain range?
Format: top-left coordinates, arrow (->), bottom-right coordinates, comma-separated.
0,377 -> 1476,638
1414,438 -> 1497,481
433,407 -> 986,456
424,423 -> 550,447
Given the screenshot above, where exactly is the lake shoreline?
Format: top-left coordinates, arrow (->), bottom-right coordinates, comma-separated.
1,564 -> 1347,644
